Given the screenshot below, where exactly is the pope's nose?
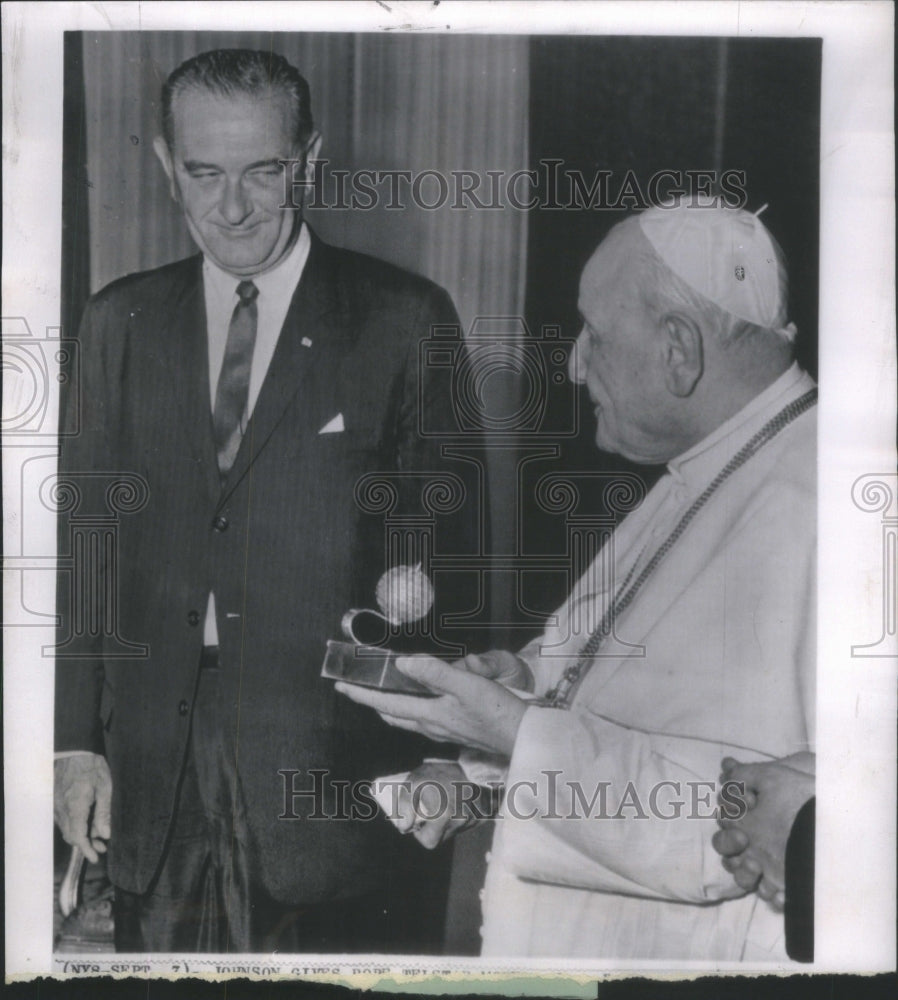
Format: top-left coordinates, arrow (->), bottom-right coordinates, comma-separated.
568,327 -> 590,384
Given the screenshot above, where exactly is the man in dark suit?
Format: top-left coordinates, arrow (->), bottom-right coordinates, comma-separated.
53,48 -> 480,954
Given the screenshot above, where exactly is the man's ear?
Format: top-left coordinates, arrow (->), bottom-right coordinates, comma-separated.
660,312 -> 703,397
152,136 -> 179,203
299,131 -> 323,187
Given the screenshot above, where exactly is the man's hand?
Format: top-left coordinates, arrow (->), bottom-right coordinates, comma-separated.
459,650 -> 533,692
379,761 -> 492,849
713,755 -> 815,910
54,753 -> 113,864
336,655 -> 529,756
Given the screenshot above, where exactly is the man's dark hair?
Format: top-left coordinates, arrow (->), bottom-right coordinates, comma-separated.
161,49 -> 314,149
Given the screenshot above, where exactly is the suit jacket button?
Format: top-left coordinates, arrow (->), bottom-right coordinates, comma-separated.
212,516 -> 229,532
178,700 -> 189,716
187,610 -> 200,626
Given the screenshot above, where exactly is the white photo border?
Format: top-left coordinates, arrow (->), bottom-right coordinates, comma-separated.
3,0 -> 895,987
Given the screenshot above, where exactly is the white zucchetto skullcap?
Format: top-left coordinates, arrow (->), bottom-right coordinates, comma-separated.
638,199 -> 794,337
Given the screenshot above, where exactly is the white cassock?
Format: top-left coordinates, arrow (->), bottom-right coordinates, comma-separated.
478,363 -> 816,962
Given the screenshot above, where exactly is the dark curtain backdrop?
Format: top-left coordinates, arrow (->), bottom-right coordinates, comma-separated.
524,36 -> 820,373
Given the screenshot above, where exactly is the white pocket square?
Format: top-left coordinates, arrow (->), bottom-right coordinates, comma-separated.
318,413 -> 345,435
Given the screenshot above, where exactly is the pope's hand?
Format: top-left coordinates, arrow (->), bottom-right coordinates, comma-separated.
54,753 -> 113,864
336,655 -> 529,756
458,650 -> 533,692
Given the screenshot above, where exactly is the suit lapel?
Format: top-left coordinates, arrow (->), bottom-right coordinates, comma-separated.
219,234 -> 346,502
158,257 -> 221,507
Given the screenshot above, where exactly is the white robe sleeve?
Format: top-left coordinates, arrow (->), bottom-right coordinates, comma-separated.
499,709 -> 762,903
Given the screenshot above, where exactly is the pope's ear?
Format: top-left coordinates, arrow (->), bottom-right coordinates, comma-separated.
152,136 -> 179,202
660,312 -> 703,397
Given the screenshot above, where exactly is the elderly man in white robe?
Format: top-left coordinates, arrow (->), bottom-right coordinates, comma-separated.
337,201 -> 816,962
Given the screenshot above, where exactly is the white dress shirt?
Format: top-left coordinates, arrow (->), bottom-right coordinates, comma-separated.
202,224 -> 311,646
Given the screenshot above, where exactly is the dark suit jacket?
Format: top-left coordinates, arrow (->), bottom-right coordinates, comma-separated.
785,796 -> 815,962
55,232 -> 483,906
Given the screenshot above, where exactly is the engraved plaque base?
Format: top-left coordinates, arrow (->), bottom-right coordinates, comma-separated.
321,640 -> 435,696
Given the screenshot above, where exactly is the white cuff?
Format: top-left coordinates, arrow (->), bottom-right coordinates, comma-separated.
458,749 -> 508,787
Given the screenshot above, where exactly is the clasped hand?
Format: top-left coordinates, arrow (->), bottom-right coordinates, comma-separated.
713,752 -> 815,910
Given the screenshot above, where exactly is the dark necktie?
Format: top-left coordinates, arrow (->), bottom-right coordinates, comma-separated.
213,280 -> 258,485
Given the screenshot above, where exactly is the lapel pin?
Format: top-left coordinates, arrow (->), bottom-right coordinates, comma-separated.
302,337 -> 313,348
